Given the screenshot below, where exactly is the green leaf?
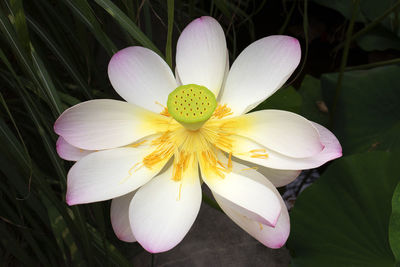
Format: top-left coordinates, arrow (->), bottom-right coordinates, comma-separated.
357,26 -> 400,51
253,86 -> 302,113
390,182 -> 400,262
62,0 -> 117,55
288,152 -> 399,266
322,65 -> 400,154
298,75 -> 329,126
94,0 -> 162,56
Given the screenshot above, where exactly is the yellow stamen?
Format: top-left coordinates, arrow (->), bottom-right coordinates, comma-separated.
212,104 -> 233,119
127,139 -> 147,148
176,183 -> 183,201
240,166 -> 259,172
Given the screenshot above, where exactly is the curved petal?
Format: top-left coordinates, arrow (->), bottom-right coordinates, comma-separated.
54,99 -> 168,150
201,155 -> 281,227
108,47 -> 177,113
216,50 -> 230,101
220,35 -> 301,115
111,192 -> 136,242
310,122 -> 342,163
66,144 -> 170,205
232,157 -> 301,187
56,136 -> 93,161
233,110 -> 323,158
176,16 -> 227,96
129,163 -> 201,253
226,123 -> 341,170
213,160 -> 289,248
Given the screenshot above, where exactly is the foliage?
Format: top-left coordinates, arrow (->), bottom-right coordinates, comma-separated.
0,0 -> 399,265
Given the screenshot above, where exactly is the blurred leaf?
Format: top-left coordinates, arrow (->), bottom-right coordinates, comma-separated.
390,182 -> 400,262
360,0 -> 400,36
94,0 -> 162,56
322,65 -> 400,154
357,26 -> 400,51
288,152 -> 399,266
62,0 -> 117,55
298,75 -> 329,126
253,86 -> 302,113
312,0 -> 366,21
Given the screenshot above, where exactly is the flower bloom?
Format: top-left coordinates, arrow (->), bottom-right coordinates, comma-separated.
54,16 -> 341,253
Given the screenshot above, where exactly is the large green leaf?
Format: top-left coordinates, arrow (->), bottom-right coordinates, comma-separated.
356,27 -> 400,51
322,65 -> 400,154
298,75 -> 329,126
390,182 -> 400,262
288,152 -> 400,266
253,86 -> 302,113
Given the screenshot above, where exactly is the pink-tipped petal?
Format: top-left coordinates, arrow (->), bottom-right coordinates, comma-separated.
56,136 -> 93,161
108,47 -> 177,113
220,35 -> 301,115
130,163 -> 201,253
111,192 -> 136,242
233,157 -> 301,187
54,99 -> 166,150
310,122 -> 342,162
235,110 -> 323,158
201,153 -> 281,227
176,16 -> 227,96
213,160 -> 290,249
227,122 -> 341,170
66,144 -> 170,205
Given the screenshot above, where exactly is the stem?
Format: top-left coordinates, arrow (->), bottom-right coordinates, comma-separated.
278,0 -> 296,35
330,0 -> 360,127
345,57 -> 400,71
334,0 -> 400,52
166,0 -> 174,69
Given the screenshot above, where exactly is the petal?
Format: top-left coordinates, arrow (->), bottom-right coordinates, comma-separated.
108,47 -> 177,113
56,136 -> 93,161
129,163 -> 201,253
213,160 -> 290,248
201,155 -> 281,227
220,35 -> 301,115
234,110 -> 323,158
255,166 -> 301,188
66,144 -> 170,205
233,157 -> 301,187
216,50 -> 230,101
54,99 -> 168,150
310,122 -> 342,163
227,124 -> 341,170
176,16 -> 227,96
111,192 -> 136,242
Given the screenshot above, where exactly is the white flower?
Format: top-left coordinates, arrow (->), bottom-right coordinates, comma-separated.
54,16 -> 341,253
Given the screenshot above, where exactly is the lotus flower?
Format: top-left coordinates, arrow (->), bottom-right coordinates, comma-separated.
54,16 -> 341,253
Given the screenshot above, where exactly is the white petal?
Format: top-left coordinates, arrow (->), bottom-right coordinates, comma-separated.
56,136 -> 93,161
54,99 -> 168,150
216,49 -> 230,101
176,16 -> 227,96
201,157 -> 281,227
310,122 -> 342,163
234,110 -> 323,158
130,164 -> 201,253
227,127 -> 341,170
111,192 -> 136,242
233,157 -> 300,187
213,160 -> 289,248
220,35 -> 301,115
66,144 -> 170,205
108,47 -> 177,113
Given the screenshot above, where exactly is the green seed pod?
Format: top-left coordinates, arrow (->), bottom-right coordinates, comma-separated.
167,84 -> 217,130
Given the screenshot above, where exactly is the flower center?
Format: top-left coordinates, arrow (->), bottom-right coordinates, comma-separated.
167,84 -> 217,130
